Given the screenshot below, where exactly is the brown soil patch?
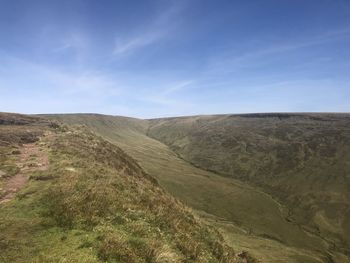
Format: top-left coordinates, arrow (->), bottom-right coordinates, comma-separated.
0,135 -> 51,204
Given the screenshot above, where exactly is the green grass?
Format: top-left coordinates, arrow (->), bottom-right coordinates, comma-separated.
1,113 -> 244,263
43,113 -> 348,262
146,113 -> 350,258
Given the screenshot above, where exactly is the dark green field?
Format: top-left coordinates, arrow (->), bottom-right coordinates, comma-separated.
43,113 -> 350,263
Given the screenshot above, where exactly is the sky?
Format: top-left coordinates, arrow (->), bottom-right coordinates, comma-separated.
0,0 -> 350,118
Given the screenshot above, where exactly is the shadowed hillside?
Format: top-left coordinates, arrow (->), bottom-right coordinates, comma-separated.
43,113 -> 350,262
147,113 -> 350,260
1,112 -> 245,263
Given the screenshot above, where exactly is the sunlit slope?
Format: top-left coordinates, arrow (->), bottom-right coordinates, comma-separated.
1,113 -> 241,263
148,113 -> 350,258
45,113 -> 337,262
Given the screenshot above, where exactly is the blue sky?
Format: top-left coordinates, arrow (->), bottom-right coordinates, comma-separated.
0,0 -> 349,118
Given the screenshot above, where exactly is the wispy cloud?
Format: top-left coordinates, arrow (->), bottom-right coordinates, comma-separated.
207,27 -> 350,74
113,32 -> 161,55
53,33 -> 87,53
161,80 -> 194,95
0,55 -> 122,101
142,80 -> 194,105
0,55 -> 196,117
112,2 -> 183,56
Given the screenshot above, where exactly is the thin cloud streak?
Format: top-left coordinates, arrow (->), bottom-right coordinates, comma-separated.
0,55 -> 122,99
113,32 -> 161,55
112,1 -> 184,56
149,80 -> 193,103
53,33 -> 87,53
206,27 -> 350,74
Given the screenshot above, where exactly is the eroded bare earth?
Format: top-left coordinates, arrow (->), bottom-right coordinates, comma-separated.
0,140 -> 49,204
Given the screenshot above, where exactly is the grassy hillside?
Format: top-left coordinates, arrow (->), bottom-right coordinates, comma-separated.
1,113 -> 246,263
147,113 -> 350,259
44,113 -> 345,262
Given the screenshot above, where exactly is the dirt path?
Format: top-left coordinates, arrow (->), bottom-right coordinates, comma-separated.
0,138 -> 49,204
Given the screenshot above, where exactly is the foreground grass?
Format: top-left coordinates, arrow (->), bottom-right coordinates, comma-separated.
0,114 -> 247,263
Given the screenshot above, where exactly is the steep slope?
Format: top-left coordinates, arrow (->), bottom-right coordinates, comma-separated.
147,113 -> 350,259
0,113 -> 243,263
45,113 -> 340,262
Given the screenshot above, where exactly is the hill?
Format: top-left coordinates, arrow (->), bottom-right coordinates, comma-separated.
147,113 -> 350,259
44,113 -> 350,262
0,112 -> 245,263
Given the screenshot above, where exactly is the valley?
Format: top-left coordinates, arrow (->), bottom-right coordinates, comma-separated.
45,113 -> 350,262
